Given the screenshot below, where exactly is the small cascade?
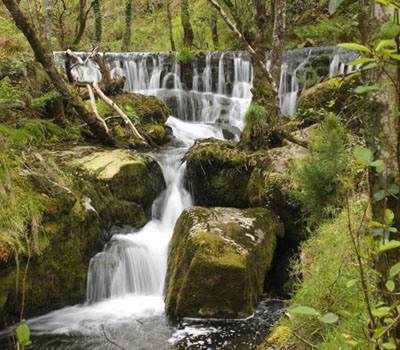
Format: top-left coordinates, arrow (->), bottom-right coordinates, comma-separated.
55,47 -> 358,119
85,149 -> 192,304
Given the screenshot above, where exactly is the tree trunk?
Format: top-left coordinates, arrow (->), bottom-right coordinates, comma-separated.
166,0 -> 176,51
270,0 -> 286,85
210,10 -> 219,50
41,0 -> 53,50
252,0 -> 268,57
1,0 -> 115,146
181,0 -> 194,47
93,0 -> 102,43
121,0 -> 133,51
74,0 -> 91,48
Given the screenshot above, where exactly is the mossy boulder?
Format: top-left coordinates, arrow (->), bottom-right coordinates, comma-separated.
296,74 -> 361,127
87,92 -> 170,148
72,148 -> 165,213
165,206 -> 284,319
184,138 -> 255,208
0,146 -> 166,320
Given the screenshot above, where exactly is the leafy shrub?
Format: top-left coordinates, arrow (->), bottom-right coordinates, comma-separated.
294,113 -> 347,224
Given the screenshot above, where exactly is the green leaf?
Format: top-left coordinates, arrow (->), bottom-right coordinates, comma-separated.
346,57 -> 374,65
372,306 -> 391,317
374,190 -> 386,202
382,343 -> 396,350
388,183 -> 399,195
389,262 -> 400,278
346,279 -> 357,288
362,62 -> 378,70
290,306 -> 319,316
354,147 -> 373,163
370,220 -> 384,228
345,340 -> 370,347
376,0 -> 400,9
320,312 -> 339,324
381,21 -> 400,38
385,209 -> 395,224
392,108 -> 400,118
16,323 -> 30,346
386,280 -> 395,292
375,39 -> 396,52
374,326 -> 387,338
379,240 -> 400,252
370,159 -> 385,173
389,53 -> 400,61
354,85 -> 380,94
338,43 -> 371,53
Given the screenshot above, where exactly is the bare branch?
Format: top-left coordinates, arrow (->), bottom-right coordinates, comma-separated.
87,83 -> 109,134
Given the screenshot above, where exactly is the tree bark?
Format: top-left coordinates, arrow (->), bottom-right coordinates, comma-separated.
210,10 -> 219,50
41,0 -> 53,49
252,0 -> 268,57
270,0 -> 286,85
1,0 -> 115,146
74,0 -> 93,48
93,0 -> 102,43
181,0 -> 194,47
166,0 -> 176,51
121,0 -> 133,51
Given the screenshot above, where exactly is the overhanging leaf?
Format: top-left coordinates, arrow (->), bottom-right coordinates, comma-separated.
320,312 -> 339,324
338,43 -> 371,53
16,323 -> 31,346
381,21 -> 400,38
354,147 -> 373,163
290,306 -> 319,316
354,85 -> 380,94
389,262 -> 400,278
379,240 -> 400,252
329,0 -> 358,15
386,280 -> 395,292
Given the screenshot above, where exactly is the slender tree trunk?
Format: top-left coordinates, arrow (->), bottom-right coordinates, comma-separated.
121,0 -> 133,51
252,0 -> 268,57
74,0 -> 91,48
1,0 -> 115,146
41,0 -> 53,49
181,0 -> 194,47
93,0 -> 102,43
210,11 -> 219,50
270,0 -> 286,85
166,0 -> 176,51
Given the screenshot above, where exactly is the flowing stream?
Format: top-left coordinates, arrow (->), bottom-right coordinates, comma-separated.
1,47 -> 358,349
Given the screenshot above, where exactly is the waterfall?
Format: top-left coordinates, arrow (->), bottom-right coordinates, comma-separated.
55,46 -> 358,120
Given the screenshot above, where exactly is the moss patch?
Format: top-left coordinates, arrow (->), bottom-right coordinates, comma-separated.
165,206 -> 284,319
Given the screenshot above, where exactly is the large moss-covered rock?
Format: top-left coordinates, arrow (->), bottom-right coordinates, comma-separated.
296,74 -> 361,127
165,206 -> 284,319
72,148 -> 165,212
184,138 -> 255,208
0,146 -> 166,320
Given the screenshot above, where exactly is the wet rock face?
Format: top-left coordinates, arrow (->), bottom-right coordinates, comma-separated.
165,206 -> 284,319
184,138 -> 255,208
0,147 -> 166,320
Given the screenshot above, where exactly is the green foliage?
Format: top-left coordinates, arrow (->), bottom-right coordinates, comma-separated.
16,321 -> 31,348
240,103 -> 270,151
283,198 -> 372,349
176,46 -> 196,63
328,0 -> 358,15
0,76 -> 19,111
294,113 -> 347,224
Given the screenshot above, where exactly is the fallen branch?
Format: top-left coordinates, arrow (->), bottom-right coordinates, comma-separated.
87,83 -> 109,133
92,81 -> 146,143
101,322 -> 127,350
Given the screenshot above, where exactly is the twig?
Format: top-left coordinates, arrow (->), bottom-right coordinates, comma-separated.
20,250 -> 31,323
101,322 -> 127,350
292,331 -> 319,349
92,81 -> 146,143
87,83 -> 109,133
